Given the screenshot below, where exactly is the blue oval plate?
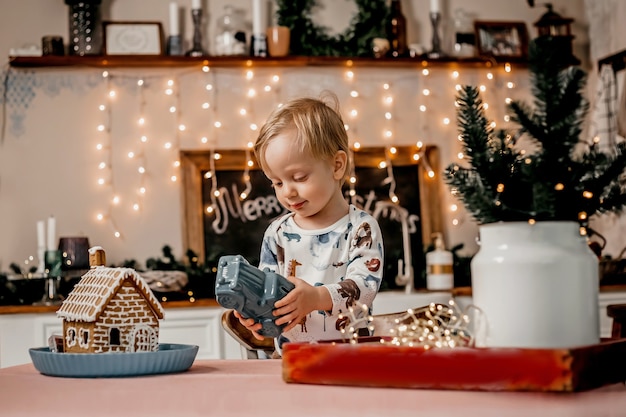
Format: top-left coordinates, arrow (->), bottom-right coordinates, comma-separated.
29,343 -> 199,378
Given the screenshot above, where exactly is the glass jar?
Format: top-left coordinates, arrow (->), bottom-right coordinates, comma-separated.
215,6 -> 246,56
65,0 -> 102,56
452,8 -> 475,58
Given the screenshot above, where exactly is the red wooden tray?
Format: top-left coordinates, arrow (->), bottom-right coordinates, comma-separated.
282,337 -> 626,392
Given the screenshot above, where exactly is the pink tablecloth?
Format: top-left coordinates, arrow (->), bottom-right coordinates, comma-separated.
1,360 -> 625,417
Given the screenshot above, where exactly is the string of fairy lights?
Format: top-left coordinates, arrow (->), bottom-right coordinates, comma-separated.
345,68 -> 359,204
165,74 -> 183,184
239,68 -> 261,200
339,299 -> 485,349
91,62 -> 521,240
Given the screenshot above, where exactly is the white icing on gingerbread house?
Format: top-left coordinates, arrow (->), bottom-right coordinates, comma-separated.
56,267 -> 165,354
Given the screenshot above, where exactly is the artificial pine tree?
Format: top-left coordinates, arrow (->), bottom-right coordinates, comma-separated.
445,36 -> 626,228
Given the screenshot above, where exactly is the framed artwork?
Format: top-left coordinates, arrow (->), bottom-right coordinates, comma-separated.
103,21 -> 164,55
474,21 -> 529,59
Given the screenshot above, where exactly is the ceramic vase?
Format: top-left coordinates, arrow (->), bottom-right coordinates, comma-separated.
266,26 -> 290,57
471,221 -> 599,348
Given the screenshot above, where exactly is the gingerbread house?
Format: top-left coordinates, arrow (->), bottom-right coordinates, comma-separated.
56,266 -> 165,354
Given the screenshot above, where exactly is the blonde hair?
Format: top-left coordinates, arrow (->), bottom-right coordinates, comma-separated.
254,92 -> 351,177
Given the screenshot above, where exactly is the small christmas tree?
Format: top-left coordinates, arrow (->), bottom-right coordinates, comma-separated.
445,36 -> 626,227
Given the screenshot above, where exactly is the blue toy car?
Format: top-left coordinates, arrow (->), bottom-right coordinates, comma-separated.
215,255 -> 295,338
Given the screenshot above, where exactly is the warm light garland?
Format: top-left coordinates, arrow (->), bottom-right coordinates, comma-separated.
133,78 -> 148,213
345,67 -> 359,205
380,82 -> 399,204
381,300 -> 478,349
338,302 -> 375,344
382,147 -> 398,203
239,68 -> 258,201
95,71 -> 123,239
240,144 -> 253,200
167,76 -> 182,183
340,300 -> 485,349
89,63 -> 519,239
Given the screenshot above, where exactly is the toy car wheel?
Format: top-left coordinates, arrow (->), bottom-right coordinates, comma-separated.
258,319 -> 280,338
217,294 -> 244,310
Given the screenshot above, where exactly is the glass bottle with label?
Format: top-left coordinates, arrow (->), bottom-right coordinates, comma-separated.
426,233 -> 454,290
386,0 -> 408,58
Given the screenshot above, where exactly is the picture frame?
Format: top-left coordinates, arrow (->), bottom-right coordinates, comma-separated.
474,21 -> 529,59
103,21 -> 164,56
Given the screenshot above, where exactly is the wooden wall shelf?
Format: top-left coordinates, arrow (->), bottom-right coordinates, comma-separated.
8,55 -> 527,69
598,49 -> 626,72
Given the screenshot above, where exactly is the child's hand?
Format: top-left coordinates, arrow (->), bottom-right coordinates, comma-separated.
272,275 -> 332,333
233,310 -> 266,340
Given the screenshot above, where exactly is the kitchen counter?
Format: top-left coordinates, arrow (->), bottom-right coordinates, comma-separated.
0,289 -> 451,315
0,297 -> 220,315
2,285 -> 626,315
1,288 -> 626,368
451,284 -> 626,297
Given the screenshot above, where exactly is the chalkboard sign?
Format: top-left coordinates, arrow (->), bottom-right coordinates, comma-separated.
181,146 -> 443,290
201,168 -> 284,267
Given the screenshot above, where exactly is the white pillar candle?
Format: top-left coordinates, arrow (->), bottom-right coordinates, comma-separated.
430,0 -> 440,13
37,220 -> 46,273
251,0 -> 266,36
37,221 -> 45,250
192,0 -> 201,10
169,2 -> 179,36
47,216 -> 56,251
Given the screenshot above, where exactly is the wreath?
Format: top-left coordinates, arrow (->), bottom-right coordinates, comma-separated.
276,0 -> 389,57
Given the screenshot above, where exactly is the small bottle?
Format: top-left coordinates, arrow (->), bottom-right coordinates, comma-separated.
386,0 -> 408,58
426,233 -> 454,290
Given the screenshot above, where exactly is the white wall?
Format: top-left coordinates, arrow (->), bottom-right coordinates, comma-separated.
0,0 -> 601,270
584,0 -> 626,63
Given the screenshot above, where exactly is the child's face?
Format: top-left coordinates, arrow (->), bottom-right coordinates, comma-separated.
263,131 -> 347,227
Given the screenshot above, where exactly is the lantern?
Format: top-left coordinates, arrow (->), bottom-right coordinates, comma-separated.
528,1 -> 580,65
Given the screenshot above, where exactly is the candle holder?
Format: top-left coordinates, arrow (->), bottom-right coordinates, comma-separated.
167,35 -> 183,56
186,8 -> 207,57
427,12 -> 446,59
36,245 -> 46,274
34,250 -> 64,306
250,34 -> 267,57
